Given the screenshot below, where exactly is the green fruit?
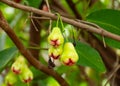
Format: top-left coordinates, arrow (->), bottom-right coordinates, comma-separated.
48,46 -> 63,59
60,42 -> 79,66
19,67 -> 33,83
5,71 -> 17,86
11,56 -> 27,74
1,83 -> 6,86
48,27 -> 64,47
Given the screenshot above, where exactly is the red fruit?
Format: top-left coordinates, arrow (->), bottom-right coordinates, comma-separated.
42,4 -> 49,12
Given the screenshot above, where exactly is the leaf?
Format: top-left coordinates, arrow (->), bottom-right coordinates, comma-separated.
0,32 -> 6,51
75,41 -> 106,72
0,47 -> 18,72
24,0 -> 42,8
86,9 -> 120,48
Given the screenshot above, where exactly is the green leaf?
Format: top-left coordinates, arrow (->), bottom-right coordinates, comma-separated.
86,9 -> 120,49
75,41 -> 106,72
24,0 -> 42,8
0,32 -> 6,51
0,47 -> 17,72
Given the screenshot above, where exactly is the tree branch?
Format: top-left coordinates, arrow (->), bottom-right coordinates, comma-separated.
0,0 -> 120,42
0,11 -> 69,86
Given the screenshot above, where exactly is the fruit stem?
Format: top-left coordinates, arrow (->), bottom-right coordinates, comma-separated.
56,13 -> 69,42
27,83 -> 30,86
56,13 -> 60,27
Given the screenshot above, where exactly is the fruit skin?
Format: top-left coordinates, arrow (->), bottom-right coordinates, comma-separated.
48,46 -> 63,59
19,67 -> 33,83
11,56 -> 27,74
60,42 -> 79,66
1,83 -> 6,86
5,71 -> 17,86
48,27 -> 64,47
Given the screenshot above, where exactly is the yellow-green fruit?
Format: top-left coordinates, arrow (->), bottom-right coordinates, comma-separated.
19,67 -> 33,83
48,27 -> 64,47
5,71 -> 17,86
11,56 -> 27,74
60,42 -> 79,66
48,46 -> 63,59
1,83 -> 6,86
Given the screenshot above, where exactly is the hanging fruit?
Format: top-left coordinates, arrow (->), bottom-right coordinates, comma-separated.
19,67 -> 33,83
48,45 -> 63,59
11,56 -> 27,74
60,42 -> 79,66
48,27 -> 64,47
5,71 -> 17,86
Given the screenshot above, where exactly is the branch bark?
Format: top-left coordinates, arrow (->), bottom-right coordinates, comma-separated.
0,0 -> 120,42
29,0 -> 46,60
0,11 -> 69,86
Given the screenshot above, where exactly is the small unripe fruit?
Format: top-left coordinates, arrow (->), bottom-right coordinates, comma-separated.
48,46 -> 63,59
61,42 -> 79,66
11,62 -> 22,74
48,27 -> 64,47
11,56 -> 27,74
19,67 -> 33,83
5,71 -> 17,86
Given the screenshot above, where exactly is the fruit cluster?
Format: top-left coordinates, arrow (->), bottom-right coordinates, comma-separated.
48,27 -> 79,66
2,56 -> 33,86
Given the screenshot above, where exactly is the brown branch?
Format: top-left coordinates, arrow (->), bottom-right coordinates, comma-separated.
29,0 -> 46,60
29,15 -> 41,59
0,11 -> 69,86
0,0 -> 120,42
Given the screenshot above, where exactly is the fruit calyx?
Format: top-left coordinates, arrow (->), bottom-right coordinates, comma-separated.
60,42 -> 79,66
63,58 -> 75,66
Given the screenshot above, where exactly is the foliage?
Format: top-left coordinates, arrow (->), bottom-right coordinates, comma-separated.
0,0 -> 120,86
0,47 -> 17,72
87,9 -> 120,49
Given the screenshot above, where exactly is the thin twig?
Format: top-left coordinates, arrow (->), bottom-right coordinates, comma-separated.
30,12 -> 39,31
29,16 -> 51,20
104,56 -> 120,86
27,46 -> 48,50
104,65 -> 120,86
1,0 -> 120,42
45,0 -> 52,33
